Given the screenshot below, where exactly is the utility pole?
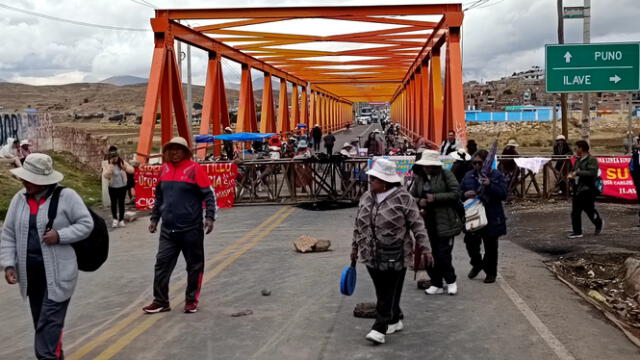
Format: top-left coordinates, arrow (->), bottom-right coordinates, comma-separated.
557,0 -> 569,139
581,0 -> 591,142
186,44 -> 193,132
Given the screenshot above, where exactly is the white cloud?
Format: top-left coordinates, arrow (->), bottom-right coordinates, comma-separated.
0,0 -> 638,86
12,70 -> 90,85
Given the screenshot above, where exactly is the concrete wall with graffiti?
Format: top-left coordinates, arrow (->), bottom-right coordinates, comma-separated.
0,111 -> 48,146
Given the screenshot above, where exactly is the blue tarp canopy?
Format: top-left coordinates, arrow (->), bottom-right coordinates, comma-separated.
195,132 -> 276,143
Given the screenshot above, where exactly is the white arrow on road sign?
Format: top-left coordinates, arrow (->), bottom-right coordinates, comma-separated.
564,51 -> 572,63
609,75 -> 622,83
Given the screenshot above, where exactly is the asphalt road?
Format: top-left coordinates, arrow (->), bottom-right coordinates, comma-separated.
1,200 -> 639,359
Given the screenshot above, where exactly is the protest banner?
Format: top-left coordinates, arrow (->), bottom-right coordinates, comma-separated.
597,156 -> 637,200
135,163 -> 239,210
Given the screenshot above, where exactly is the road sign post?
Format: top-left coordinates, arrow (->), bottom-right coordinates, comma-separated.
546,42 -> 640,93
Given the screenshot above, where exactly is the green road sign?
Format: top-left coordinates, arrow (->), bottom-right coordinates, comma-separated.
545,42 -> 640,93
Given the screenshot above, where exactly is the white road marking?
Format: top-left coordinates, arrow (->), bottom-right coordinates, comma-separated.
498,274 -> 576,360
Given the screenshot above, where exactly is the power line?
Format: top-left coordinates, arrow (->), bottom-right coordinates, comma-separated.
129,0 -> 159,10
0,2 -> 150,32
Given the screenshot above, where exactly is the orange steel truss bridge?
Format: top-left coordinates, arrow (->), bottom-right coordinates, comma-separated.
136,4 -> 465,161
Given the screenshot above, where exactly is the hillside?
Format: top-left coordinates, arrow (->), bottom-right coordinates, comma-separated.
0,82 -> 240,122
100,75 -> 148,86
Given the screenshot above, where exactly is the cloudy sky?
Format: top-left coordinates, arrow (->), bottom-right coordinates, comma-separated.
0,0 -> 638,86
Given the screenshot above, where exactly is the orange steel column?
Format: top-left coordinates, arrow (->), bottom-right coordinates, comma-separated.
420,62 -> 431,139
260,72 -> 276,134
301,87 -> 308,127
319,94 -> 325,131
276,78 -> 290,135
167,50 -> 191,143
332,98 -> 336,130
429,51 -> 444,145
315,93 -> 322,130
446,27 -> 467,144
408,79 -> 414,136
404,88 -> 409,134
137,34 -> 168,162
309,90 -> 316,126
198,52 -> 218,159
159,48 -> 174,146
413,71 -> 422,139
291,84 -> 300,128
237,64 -> 257,132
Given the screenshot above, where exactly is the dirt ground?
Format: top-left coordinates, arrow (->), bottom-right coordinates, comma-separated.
506,199 -> 640,344
546,253 -> 640,341
506,200 -> 640,256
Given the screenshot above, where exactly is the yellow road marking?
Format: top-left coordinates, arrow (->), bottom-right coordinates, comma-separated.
67,206 -> 292,360
92,207 -> 297,360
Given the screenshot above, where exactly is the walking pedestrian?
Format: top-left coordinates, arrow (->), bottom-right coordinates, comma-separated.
102,150 -> 134,228
567,140 -> 604,238
439,130 -> 459,155
411,150 -> 463,295
1,153 -> 94,360
323,131 -> 336,155
450,148 -> 473,183
460,149 -> 508,284
311,124 -> 322,151
143,137 -> 217,314
364,130 -> 384,156
352,158 -> 432,344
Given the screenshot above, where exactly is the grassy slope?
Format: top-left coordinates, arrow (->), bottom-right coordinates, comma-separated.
0,151 -> 101,220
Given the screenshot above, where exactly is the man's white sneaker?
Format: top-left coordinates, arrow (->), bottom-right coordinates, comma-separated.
118,220 -> 126,228
365,330 -> 385,344
425,286 -> 444,295
447,282 -> 458,295
386,320 -> 403,334
112,219 -> 119,228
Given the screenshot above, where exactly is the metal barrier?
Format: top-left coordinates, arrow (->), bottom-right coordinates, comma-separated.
231,157 -> 370,204
226,154 -> 580,205
496,155 -> 573,199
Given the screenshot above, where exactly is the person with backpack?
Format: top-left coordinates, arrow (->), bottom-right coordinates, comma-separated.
1,153 -> 94,360
144,137 -> 217,314
567,140 -> 604,239
351,158 -> 432,344
410,150 -> 463,295
460,149 -> 508,284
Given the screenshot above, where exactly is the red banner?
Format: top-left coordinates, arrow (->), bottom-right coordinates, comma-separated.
597,156 -> 637,200
135,163 -> 239,210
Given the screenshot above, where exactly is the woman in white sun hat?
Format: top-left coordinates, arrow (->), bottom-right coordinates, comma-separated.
410,150 -> 463,296
1,153 -> 94,359
450,148 -> 473,183
351,158 -> 432,345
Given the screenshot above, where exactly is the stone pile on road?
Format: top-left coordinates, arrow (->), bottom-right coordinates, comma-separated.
293,235 -> 331,253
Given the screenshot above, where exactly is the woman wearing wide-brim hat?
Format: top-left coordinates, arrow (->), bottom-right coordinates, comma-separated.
410,150 -> 464,296
450,148 -> 473,183
351,158 -> 432,344
1,153 -> 94,359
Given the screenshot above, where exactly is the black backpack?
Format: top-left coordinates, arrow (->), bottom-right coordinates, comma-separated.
46,186 -> 109,272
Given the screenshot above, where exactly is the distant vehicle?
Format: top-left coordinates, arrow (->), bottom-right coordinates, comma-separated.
357,107 -> 372,124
